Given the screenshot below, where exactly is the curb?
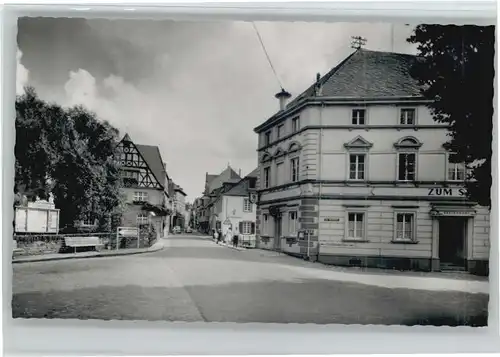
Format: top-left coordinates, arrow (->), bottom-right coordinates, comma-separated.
12,242 -> 165,264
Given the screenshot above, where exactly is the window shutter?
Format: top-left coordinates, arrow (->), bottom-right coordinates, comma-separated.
251,222 -> 255,234
239,221 -> 243,233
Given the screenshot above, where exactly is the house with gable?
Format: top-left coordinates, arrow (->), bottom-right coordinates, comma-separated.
196,165 -> 242,234
253,48 -> 490,275
114,133 -> 171,239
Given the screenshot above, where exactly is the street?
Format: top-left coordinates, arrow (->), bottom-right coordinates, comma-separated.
12,235 -> 488,326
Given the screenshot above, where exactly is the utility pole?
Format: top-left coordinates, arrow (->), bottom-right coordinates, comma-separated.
351,36 -> 367,50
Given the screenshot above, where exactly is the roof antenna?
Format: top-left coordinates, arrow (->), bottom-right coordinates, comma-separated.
351,36 -> 367,50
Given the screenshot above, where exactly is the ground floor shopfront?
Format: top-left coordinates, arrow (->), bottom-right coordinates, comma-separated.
256,186 -> 490,276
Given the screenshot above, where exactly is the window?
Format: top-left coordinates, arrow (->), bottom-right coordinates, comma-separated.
136,212 -> 148,225
248,177 -> 256,189
262,214 -> 269,235
264,167 -> 271,188
395,213 -> 415,241
349,154 -> 365,180
122,170 -> 139,179
398,153 -> 416,181
288,211 -> 298,236
290,157 -> 300,182
352,109 -> 366,125
241,221 -> 252,234
82,215 -> 95,226
292,117 -> 300,133
347,212 -> 365,240
448,162 -> 466,181
400,108 -> 416,125
243,198 -> 252,212
277,124 -> 284,139
276,162 -> 285,186
264,131 -> 271,146
134,191 -> 148,202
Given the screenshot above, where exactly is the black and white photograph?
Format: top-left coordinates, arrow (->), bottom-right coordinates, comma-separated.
12,17 -> 493,327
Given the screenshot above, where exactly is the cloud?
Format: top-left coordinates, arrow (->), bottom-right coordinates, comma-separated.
18,19 -> 417,200
16,49 -> 29,95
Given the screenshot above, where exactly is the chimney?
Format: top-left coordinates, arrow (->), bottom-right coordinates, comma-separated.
314,73 -> 323,96
275,88 -> 291,111
239,169 -> 241,177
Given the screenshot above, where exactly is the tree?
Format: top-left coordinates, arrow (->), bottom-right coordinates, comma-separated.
408,25 -> 495,208
15,88 -> 125,231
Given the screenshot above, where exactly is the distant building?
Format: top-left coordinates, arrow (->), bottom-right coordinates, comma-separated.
209,168 -> 259,247
113,134 -> 171,239
253,48 -> 490,275
196,165 -> 241,234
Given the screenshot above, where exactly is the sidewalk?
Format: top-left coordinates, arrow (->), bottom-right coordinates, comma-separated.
250,249 -> 489,294
201,235 -> 246,251
12,238 -> 167,264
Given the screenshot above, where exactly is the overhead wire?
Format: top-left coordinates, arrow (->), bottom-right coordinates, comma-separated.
252,22 -> 284,90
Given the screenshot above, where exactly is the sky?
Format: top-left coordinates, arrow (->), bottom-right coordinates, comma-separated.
17,18 -> 417,201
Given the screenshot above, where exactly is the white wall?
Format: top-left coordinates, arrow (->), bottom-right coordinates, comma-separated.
221,195 -> 257,246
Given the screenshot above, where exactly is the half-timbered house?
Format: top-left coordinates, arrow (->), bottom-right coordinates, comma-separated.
114,133 -> 171,239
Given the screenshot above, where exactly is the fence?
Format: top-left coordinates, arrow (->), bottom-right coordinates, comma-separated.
13,229 -> 157,257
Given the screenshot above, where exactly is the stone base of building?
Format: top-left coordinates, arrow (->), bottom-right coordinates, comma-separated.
286,253 -> 489,276
467,260 -> 489,276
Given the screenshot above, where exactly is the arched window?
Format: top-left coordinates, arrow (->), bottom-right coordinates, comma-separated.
394,136 -> 422,181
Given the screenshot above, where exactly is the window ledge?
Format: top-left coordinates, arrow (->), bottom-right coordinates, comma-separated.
342,239 -> 370,243
391,240 -> 419,244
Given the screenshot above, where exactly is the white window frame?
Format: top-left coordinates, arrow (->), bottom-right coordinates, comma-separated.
348,153 -> 366,181
446,153 -> 469,182
81,216 -> 95,226
241,221 -> 252,235
288,211 -> 298,236
397,152 -> 417,181
292,116 -> 300,133
243,198 -> 252,212
399,108 -> 417,125
263,166 -> 271,188
345,211 -> 366,241
351,108 -> 366,125
134,191 -> 149,202
136,212 -> 148,225
393,211 -> 417,242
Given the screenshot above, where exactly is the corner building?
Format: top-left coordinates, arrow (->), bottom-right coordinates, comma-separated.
253,49 -> 490,275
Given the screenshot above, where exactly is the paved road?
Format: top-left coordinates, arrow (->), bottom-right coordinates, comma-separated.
12,235 -> 488,326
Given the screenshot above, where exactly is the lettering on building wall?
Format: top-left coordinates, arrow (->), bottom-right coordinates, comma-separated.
324,217 -> 340,222
428,188 -> 466,197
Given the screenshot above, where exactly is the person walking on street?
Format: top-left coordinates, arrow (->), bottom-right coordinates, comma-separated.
225,226 -> 232,245
217,229 -> 222,244
232,227 -> 239,248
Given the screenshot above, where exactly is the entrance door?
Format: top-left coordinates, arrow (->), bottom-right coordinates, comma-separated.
439,217 -> 467,269
274,215 -> 282,250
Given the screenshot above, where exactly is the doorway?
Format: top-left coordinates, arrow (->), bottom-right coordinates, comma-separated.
274,214 -> 282,251
438,217 -> 467,270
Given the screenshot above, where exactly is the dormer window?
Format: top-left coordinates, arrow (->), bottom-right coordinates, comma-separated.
352,109 -> 366,125
400,108 -> 416,125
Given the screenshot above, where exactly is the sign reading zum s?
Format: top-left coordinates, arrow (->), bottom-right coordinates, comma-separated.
427,188 -> 466,197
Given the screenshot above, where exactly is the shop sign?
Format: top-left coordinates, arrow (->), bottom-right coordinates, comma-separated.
427,188 -> 466,197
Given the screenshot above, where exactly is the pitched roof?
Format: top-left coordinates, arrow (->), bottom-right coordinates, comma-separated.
255,48 -> 423,132
224,168 -> 259,197
135,144 -> 166,189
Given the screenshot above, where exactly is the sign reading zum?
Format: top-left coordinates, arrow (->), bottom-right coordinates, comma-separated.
427,188 -> 466,197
